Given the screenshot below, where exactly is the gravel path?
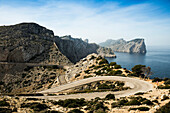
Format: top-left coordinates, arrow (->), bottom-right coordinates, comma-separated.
38,76 -> 153,100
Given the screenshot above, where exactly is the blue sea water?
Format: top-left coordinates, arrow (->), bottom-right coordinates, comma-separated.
106,46 -> 170,78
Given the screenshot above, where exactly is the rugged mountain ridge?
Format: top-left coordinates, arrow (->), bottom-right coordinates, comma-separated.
0,23 -> 115,64
99,38 -> 147,54
54,35 -> 116,63
0,22 -> 115,79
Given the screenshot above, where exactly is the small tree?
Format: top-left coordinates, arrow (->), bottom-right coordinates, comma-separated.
132,65 -> 146,77
141,66 -> 153,79
110,62 -> 116,66
114,64 -> 121,69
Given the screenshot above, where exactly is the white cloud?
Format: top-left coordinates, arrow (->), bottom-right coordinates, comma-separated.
0,1 -> 170,46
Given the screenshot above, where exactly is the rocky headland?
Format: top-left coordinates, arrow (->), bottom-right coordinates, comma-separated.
99,38 -> 147,54
0,23 -> 115,79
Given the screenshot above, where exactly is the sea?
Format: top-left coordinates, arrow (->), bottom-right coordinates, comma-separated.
106,46 -> 170,79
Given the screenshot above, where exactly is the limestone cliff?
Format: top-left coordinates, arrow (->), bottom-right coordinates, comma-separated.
99,38 -> 147,54
0,23 -> 115,64
54,35 -> 116,63
0,23 -> 71,64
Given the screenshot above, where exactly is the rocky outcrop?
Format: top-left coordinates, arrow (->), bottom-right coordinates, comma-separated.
54,35 -> 116,63
0,23 -> 72,64
99,38 -> 146,54
0,23 -> 115,64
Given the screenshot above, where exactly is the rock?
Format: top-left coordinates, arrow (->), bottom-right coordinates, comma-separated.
54,35 -> 116,63
84,39 -> 89,43
160,94 -> 169,101
99,38 -> 147,54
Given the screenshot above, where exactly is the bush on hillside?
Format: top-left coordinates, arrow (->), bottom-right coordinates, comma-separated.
152,77 -> 162,82
114,64 -> 122,69
126,99 -> 141,105
164,79 -> 170,85
21,102 -> 49,111
129,107 -> 150,111
99,58 -> 109,65
110,62 -> 116,66
0,100 -> 10,106
155,102 -> 170,113
52,98 -> 87,108
68,109 -> 84,113
105,94 -> 115,100
132,65 -> 145,75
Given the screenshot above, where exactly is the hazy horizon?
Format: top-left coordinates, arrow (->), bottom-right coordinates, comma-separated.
0,0 -> 170,46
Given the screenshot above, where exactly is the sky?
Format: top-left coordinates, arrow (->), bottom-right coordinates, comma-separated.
0,0 -> 170,46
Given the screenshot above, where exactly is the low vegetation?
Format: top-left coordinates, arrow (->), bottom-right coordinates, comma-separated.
112,96 -> 154,108
129,107 -> 150,111
155,102 -> 170,113
52,98 -> 87,108
21,102 -> 49,111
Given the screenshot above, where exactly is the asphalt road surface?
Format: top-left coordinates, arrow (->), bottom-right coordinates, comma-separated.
38,76 -> 153,100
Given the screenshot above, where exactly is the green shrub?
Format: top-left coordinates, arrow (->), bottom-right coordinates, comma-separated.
135,92 -> 145,95
21,102 -> 49,111
89,65 -> 95,68
98,83 -> 111,89
99,59 -> 109,65
115,81 -> 124,86
152,100 -> 159,104
105,94 -> 115,100
132,65 -> 145,75
0,100 -> 10,106
110,62 -> 116,66
164,79 -> 170,85
24,66 -> 33,71
96,56 -> 102,60
125,70 -> 130,73
90,55 -> 96,60
115,70 -> 122,74
45,110 -> 62,113
152,77 -> 162,82
0,108 -> 12,113
75,74 -> 80,78
94,65 -> 102,69
117,99 -> 128,106
126,99 -> 141,105
114,64 -> 122,69
106,68 -> 112,72
22,73 -> 27,78
158,85 -> 170,89
142,100 -> 154,105
68,109 -> 84,113
52,98 -> 87,108
95,70 -> 102,75
84,70 -> 90,74
84,75 -> 93,79
129,107 -> 150,111
155,101 -> 170,113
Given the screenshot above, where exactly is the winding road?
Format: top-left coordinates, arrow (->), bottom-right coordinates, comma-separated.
38,76 -> 153,100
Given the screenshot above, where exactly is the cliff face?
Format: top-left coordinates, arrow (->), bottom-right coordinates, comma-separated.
99,38 -> 146,54
0,23 -> 73,65
0,23 -> 115,64
54,35 -> 116,63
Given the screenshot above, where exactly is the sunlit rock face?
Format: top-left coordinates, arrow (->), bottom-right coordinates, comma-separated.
99,38 -> 147,54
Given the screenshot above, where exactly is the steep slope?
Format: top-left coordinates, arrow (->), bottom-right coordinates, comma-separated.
99,38 -> 147,54
54,35 -> 116,63
0,23 -> 71,64
0,22 -> 116,93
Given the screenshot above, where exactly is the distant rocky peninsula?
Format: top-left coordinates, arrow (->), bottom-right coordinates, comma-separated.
99,38 -> 147,54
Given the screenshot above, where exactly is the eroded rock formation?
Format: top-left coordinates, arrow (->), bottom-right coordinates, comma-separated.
99,38 -> 147,54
